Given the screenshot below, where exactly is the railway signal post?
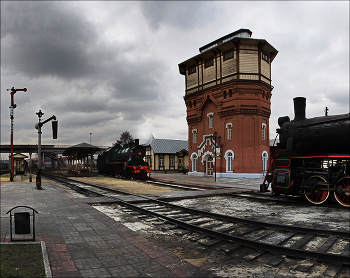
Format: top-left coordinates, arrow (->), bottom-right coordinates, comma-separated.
7,87 -> 27,182
35,110 -> 58,189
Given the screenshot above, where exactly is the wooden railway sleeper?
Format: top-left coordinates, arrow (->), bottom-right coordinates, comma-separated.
44,174 -> 350,265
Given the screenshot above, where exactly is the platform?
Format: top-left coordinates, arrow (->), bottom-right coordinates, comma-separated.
0,181 -> 217,277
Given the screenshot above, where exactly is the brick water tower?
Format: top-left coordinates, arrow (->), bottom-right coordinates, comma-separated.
178,29 -> 278,177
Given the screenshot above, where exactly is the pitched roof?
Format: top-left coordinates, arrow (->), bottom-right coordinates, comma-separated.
62,142 -> 101,157
146,136 -> 188,154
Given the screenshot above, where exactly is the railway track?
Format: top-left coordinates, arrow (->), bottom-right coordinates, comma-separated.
149,179 -> 350,209
44,174 -> 350,272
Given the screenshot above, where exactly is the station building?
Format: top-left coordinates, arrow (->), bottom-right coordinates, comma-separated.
144,136 -> 189,173
178,29 -> 278,177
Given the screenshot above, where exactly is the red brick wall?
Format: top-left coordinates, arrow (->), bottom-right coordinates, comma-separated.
187,81 -> 271,174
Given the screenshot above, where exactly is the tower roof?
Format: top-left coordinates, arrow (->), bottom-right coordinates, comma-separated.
179,29 -> 278,74
199,29 -> 252,53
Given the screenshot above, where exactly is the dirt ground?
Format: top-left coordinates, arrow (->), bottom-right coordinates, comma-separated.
71,176 -> 182,194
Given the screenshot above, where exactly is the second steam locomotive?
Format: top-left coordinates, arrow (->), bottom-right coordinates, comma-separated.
261,97 -> 350,207
97,139 -> 151,179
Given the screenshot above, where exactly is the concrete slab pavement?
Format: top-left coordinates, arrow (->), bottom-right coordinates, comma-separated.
1,181 -> 217,277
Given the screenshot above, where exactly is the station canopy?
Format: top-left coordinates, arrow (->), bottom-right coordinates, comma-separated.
63,142 -> 101,158
63,142 -> 101,175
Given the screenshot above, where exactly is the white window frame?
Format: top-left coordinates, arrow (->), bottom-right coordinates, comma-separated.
190,153 -> 198,172
145,156 -> 152,167
169,155 -> 174,167
226,123 -> 232,140
207,112 -> 214,129
224,150 -> 234,173
192,129 -> 197,144
159,155 -> 164,167
262,123 -> 267,141
262,151 -> 268,174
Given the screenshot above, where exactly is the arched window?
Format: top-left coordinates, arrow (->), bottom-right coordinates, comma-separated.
262,151 -> 268,174
191,153 -> 198,172
224,150 -> 234,172
207,112 -> 214,129
261,123 -> 267,141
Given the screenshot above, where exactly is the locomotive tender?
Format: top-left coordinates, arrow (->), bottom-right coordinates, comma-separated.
97,139 -> 151,179
261,97 -> 350,207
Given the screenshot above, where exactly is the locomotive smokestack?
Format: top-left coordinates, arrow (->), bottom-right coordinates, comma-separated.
135,139 -> 139,146
293,97 -> 306,121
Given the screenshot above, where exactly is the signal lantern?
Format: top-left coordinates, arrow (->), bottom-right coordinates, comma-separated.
52,120 -> 58,139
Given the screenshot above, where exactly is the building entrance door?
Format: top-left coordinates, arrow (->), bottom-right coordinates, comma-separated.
16,160 -> 21,174
206,159 -> 213,176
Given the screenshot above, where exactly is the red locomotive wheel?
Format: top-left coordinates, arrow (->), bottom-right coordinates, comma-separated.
334,176 -> 350,207
304,176 -> 330,205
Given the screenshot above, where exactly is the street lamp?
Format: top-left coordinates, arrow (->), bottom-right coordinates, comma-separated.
90,133 -> 92,145
210,131 -> 222,182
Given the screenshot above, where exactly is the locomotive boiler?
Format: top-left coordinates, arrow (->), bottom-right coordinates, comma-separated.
261,97 -> 350,207
97,139 -> 151,179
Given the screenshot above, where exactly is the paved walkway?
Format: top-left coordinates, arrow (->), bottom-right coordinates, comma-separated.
1,181 -> 216,277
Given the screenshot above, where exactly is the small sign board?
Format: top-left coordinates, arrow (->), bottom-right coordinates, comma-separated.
7,206 -> 38,242
14,212 -> 31,234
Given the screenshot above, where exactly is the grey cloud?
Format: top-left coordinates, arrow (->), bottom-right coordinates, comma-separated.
139,1 -> 217,30
1,1 -> 348,148
1,2 -> 99,80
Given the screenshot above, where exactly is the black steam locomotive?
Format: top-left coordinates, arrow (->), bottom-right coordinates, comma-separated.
261,97 -> 350,207
97,139 -> 151,179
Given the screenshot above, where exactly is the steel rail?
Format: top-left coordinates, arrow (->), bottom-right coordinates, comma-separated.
44,174 -> 350,265
44,174 -> 350,237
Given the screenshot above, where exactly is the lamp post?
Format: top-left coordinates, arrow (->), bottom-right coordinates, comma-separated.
210,131 -> 222,182
7,87 -> 27,182
89,133 -> 93,175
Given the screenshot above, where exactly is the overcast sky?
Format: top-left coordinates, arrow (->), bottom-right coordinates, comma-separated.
1,1 -> 349,152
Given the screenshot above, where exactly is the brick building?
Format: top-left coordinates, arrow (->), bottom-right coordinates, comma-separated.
178,29 -> 278,177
